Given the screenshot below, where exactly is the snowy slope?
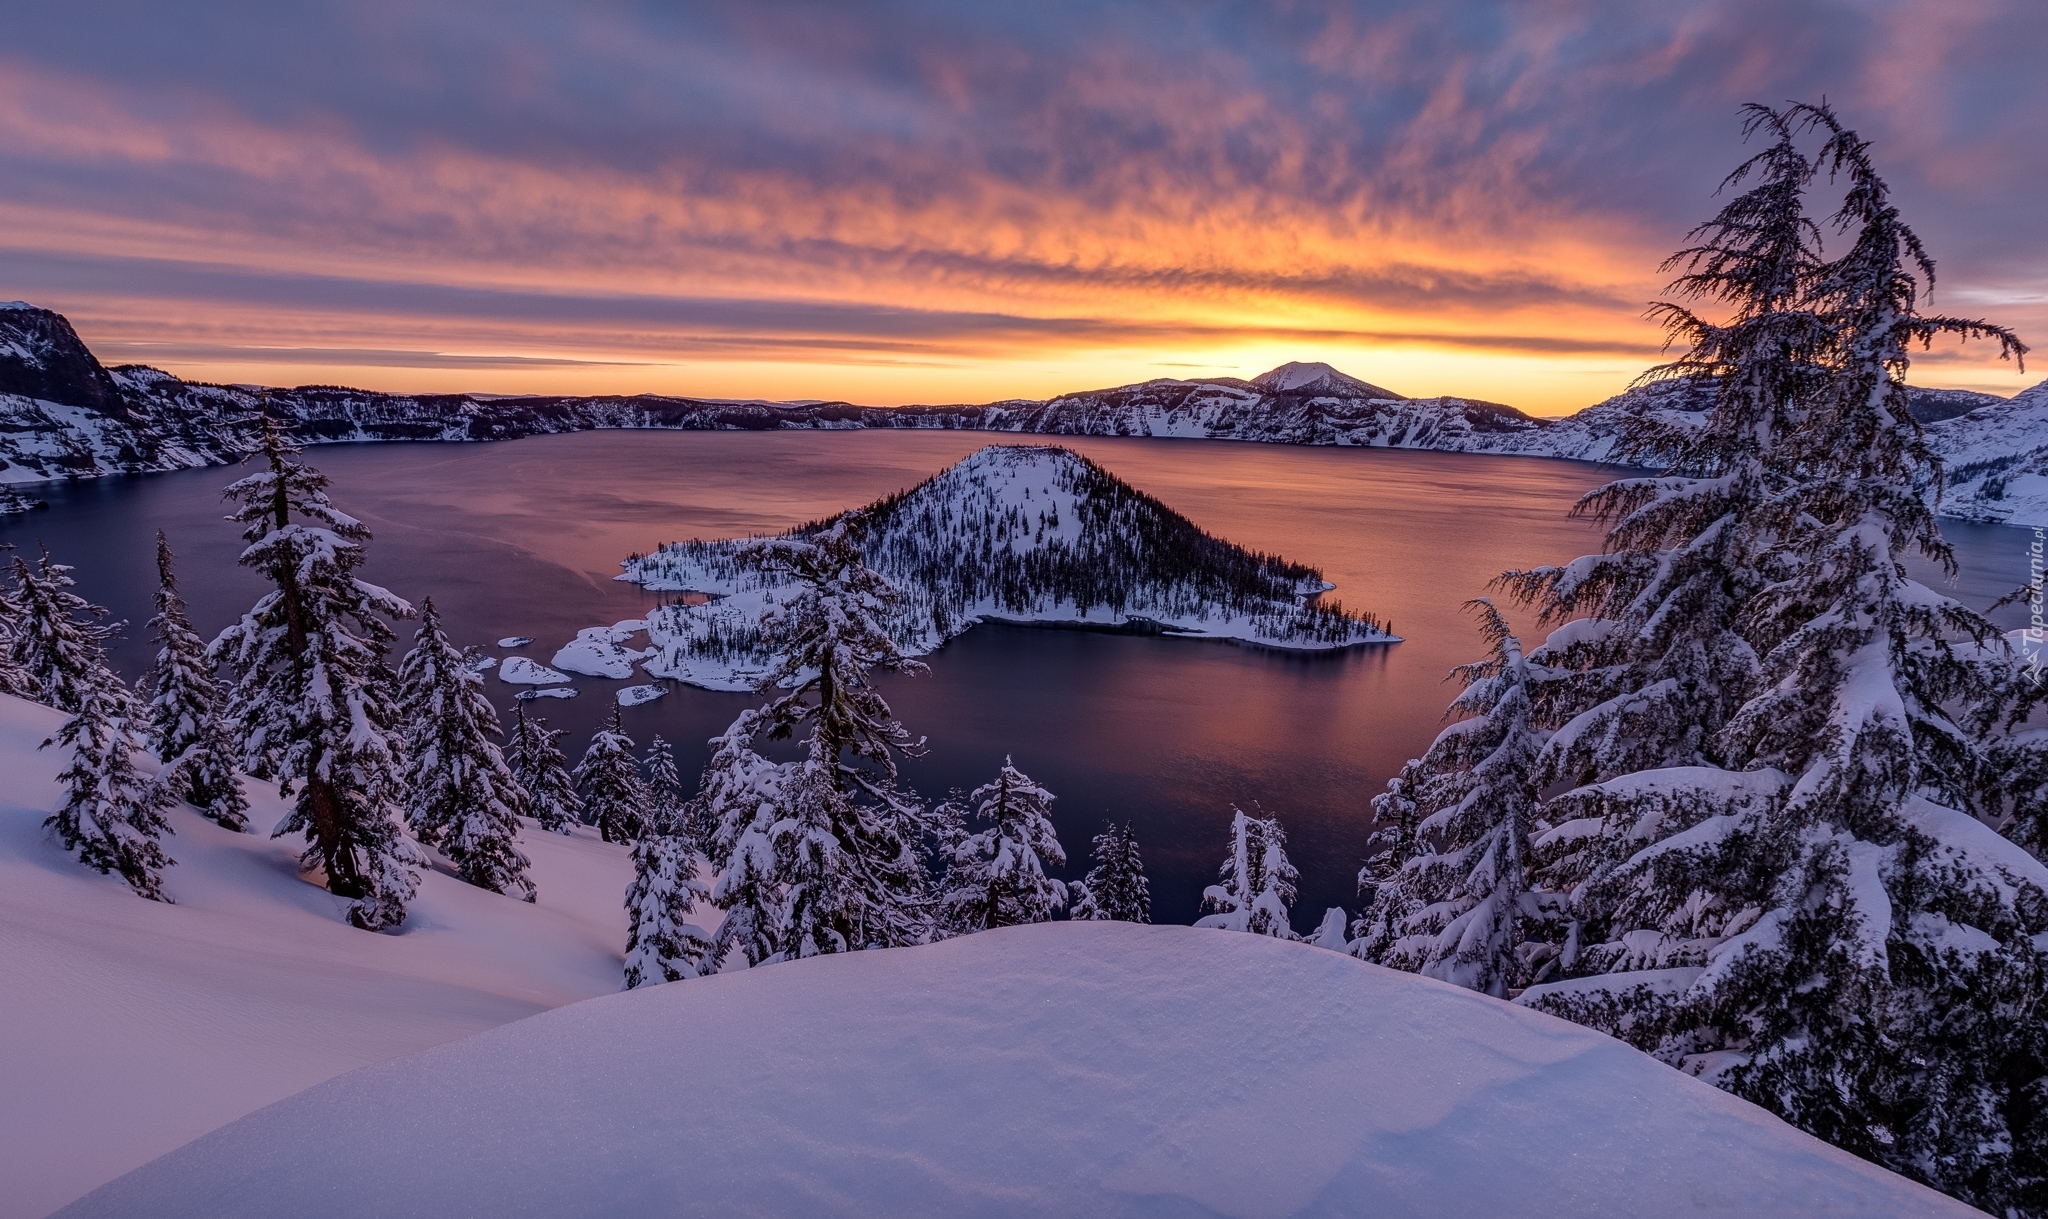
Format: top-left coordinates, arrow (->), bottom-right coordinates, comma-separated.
614,445 -> 1395,690
0,694 -> 636,1219
1928,379 -> 2048,525
60,921 -> 1971,1219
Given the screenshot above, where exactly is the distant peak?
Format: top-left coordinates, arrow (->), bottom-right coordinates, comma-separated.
1251,362 -> 1403,400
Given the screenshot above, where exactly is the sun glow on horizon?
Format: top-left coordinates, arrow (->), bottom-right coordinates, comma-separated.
0,3 -> 2039,413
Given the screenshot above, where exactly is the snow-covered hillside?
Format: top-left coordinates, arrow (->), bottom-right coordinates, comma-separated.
60,922 -> 1971,1219
607,445 -> 1395,690
0,684 -> 1977,1217
0,694 -> 635,1219
1928,379 -> 2048,525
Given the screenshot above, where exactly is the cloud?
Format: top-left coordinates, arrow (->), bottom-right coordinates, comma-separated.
0,0 -> 2038,406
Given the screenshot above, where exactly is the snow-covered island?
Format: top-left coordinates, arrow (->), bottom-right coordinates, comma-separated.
602,445 -> 1396,691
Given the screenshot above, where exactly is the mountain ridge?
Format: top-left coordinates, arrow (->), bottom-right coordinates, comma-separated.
1,302 -> 2041,525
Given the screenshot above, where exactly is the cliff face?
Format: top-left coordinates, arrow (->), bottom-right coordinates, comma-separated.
0,303 -> 128,419
1,302 -> 2041,525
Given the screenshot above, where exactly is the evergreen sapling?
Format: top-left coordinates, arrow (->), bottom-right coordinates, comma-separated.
1352,600 -> 1551,997
622,748 -> 713,987
1196,807 -> 1298,938
12,550 -> 125,715
144,532 -> 248,831
938,757 -> 1068,934
1071,820 -> 1151,923
398,598 -> 534,900
575,706 -> 649,844
507,704 -> 582,834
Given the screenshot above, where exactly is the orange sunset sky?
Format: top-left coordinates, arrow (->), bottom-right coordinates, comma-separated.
1,2 -> 2041,414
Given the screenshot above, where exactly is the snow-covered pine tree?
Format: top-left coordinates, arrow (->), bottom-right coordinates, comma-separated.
1498,103 -> 1827,801
621,743 -> 713,987
696,708 -> 788,969
14,546 -> 178,897
144,531 -> 249,831
1350,600 -> 1550,997
507,704 -> 583,834
1070,820 -> 1151,923
11,550 -> 125,715
623,829 -> 714,987
937,757 -> 1068,934
44,667 -> 175,901
398,598 -> 534,900
644,734 -> 683,832
210,417 -> 422,931
1512,103 -> 2043,1213
1196,807 -> 1298,938
725,517 -> 936,953
0,552 -> 32,699
575,706 -> 649,844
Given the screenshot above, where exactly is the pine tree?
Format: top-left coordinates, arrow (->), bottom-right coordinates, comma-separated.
622,751 -> 713,987
11,550 -> 124,715
1071,820 -> 1151,923
1196,807 -> 1298,938
210,418 -> 423,931
43,626 -> 174,901
703,517 -> 937,957
507,704 -> 583,834
937,757 -> 1068,934
697,708 -> 787,969
1500,103 -> 2042,1212
1351,601 -> 1551,997
575,706 -> 648,844
644,734 -> 683,831
0,553 -> 32,699
144,532 -> 249,831
398,598 -> 534,900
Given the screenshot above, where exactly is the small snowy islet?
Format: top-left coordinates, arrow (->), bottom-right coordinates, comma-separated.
497,656 -> 571,685
551,621 -> 653,679
615,683 -> 668,707
496,636 -> 534,648
515,687 -> 578,701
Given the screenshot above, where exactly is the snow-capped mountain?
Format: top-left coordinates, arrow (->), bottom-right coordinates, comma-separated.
3,302 -> 2043,526
579,445 -> 1394,690
1251,359 -> 1403,398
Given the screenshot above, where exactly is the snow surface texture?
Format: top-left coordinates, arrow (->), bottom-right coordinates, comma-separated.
0,694 -> 636,1219
62,922 -> 1968,1219
616,445 -> 1394,691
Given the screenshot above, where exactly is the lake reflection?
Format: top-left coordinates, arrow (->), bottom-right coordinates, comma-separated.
2,430 -> 2033,926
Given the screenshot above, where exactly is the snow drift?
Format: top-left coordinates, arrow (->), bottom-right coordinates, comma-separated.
60,922 -> 1968,1219
0,694 -> 635,1219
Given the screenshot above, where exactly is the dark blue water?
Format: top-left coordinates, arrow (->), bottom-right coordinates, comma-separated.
3,431 -> 2033,926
